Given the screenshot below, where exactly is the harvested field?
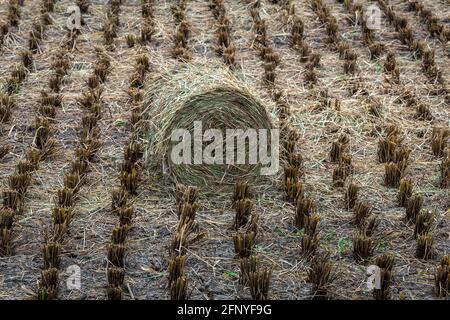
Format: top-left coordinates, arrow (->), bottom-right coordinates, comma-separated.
0,0 -> 449,300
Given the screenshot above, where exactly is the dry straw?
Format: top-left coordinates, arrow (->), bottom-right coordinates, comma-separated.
143,63 -> 275,188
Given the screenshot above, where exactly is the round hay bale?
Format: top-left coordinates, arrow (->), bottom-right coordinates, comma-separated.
143,63 -> 276,188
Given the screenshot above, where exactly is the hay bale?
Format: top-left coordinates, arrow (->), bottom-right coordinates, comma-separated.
143,63 -> 276,188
